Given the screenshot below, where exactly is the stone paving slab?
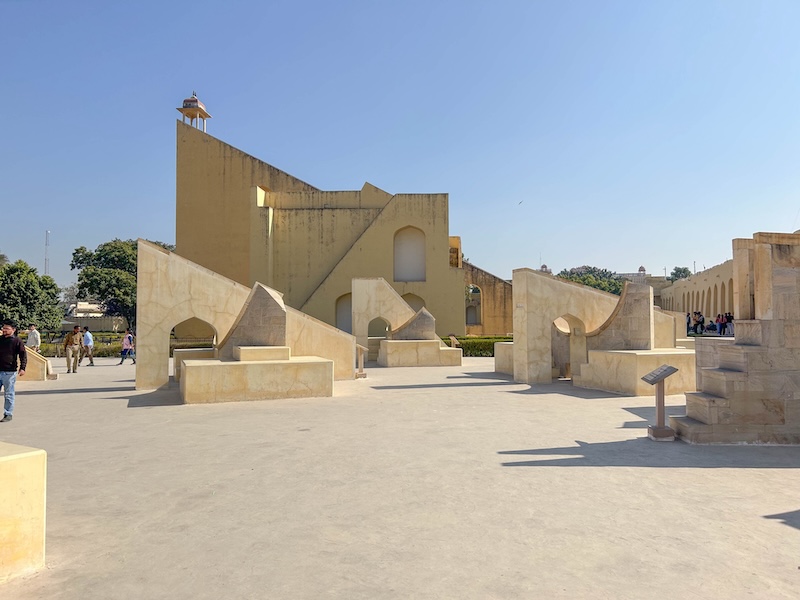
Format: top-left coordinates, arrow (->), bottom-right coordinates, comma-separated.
2,357 -> 800,599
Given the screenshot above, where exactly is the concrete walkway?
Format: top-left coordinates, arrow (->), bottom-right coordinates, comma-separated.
3,357 -> 800,599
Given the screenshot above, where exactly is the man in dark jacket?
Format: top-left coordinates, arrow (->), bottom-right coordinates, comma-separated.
0,320 -> 27,422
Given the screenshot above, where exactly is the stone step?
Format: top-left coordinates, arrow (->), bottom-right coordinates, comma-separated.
668,415 -> 765,444
685,391 -> 729,425
233,345 -> 291,361
699,367 -> 746,399
716,344 -> 765,372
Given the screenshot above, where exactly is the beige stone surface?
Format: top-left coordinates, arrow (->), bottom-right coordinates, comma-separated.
19,350 -> 51,382
233,346 -> 291,361
574,349 -> 697,396
0,443 -> 46,583
176,123 -> 465,338
389,307 -> 438,341
216,283 -> 287,361
180,357 -> 333,403
137,240 -> 357,388
352,278 -> 415,350
511,270 -> 679,387
377,340 -> 462,367
494,341 -> 513,375
673,232 -> 800,443
4,357 -> 800,599
173,348 -> 216,382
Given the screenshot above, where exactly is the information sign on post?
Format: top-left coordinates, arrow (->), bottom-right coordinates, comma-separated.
641,364 -> 678,442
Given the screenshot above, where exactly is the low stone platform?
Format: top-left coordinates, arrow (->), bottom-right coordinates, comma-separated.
378,339 -> 462,367
180,355 -> 333,403
573,348 -> 696,396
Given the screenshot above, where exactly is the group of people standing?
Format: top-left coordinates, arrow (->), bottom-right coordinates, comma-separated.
62,326 -> 136,372
686,312 -> 734,336
1,322 -> 136,423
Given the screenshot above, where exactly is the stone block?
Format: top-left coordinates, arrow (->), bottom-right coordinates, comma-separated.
378,340 -> 462,367
573,349 -> 696,396
173,348 -> 217,382
233,346 -> 291,361
180,358 -> 333,403
494,342 -> 513,375
389,308 -> 438,341
0,443 -> 46,583
21,349 -> 50,382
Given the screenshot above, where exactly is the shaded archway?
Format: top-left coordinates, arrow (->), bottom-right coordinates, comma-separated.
552,313 -> 587,379
464,284 -> 481,326
335,293 -> 352,334
367,317 -> 391,361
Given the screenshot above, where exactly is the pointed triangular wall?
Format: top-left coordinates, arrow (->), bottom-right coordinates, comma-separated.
217,283 -> 288,361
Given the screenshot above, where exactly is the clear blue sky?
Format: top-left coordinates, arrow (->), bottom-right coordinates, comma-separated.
2,0 -> 799,288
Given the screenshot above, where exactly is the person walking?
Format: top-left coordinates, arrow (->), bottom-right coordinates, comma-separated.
80,326 -> 95,366
25,323 -> 41,353
119,328 -> 136,365
64,325 -> 83,373
1,320 -> 27,422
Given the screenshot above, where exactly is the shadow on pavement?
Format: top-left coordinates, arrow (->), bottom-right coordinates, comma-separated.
498,438 -> 800,469
764,509 -> 800,531
620,405 -> 686,429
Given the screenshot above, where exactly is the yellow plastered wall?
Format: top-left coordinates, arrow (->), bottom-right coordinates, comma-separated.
176,122 -> 465,337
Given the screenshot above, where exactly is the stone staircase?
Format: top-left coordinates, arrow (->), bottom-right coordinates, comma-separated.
670,321 -> 800,444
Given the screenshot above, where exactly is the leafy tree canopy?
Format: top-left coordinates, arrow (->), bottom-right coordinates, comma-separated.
0,260 -> 63,330
71,239 -> 175,328
667,266 -> 692,282
556,265 -> 625,295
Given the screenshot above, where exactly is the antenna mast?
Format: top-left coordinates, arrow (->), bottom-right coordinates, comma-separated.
45,230 -> 50,275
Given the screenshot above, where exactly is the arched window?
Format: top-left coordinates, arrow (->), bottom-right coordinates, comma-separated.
720,281 -> 726,313
335,293 -> 352,334
394,226 -> 426,282
466,305 -> 479,325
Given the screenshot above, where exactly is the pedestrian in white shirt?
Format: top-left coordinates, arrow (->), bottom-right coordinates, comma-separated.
25,324 -> 41,353
80,326 -> 95,366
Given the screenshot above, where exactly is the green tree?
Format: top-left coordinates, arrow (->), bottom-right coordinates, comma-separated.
0,252 -> 8,268
667,266 -> 692,282
556,265 -> 625,295
0,260 -> 62,330
70,239 -> 174,328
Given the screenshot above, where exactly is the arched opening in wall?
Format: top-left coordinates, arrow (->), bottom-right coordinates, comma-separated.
713,284 -> 718,316
172,317 -> 216,345
394,226 -> 426,282
367,317 -> 391,361
402,293 -> 425,313
465,284 -> 481,326
335,293 -> 352,334
706,287 -> 712,316
552,314 -> 587,380
720,281 -> 726,313
701,290 -> 706,315
682,292 -> 686,312
171,317 -> 217,378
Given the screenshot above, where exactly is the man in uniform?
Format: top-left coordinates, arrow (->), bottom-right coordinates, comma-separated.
64,325 -> 83,373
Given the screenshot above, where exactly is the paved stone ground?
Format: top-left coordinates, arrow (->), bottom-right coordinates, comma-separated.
3,356 -> 800,599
